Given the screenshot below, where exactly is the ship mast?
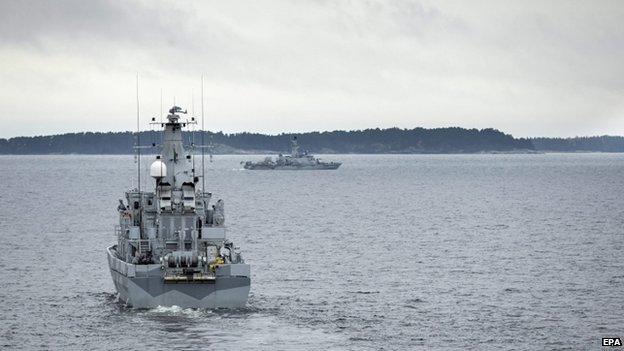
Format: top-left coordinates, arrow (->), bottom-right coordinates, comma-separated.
201,75 -> 205,192
191,89 -> 196,181
136,73 -> 141,193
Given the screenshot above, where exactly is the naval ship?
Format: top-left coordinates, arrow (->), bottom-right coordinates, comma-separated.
242,137 -> 341,170
107,106 -> 250,308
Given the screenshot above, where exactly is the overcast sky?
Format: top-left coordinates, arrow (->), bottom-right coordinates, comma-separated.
0,0 -> 623,138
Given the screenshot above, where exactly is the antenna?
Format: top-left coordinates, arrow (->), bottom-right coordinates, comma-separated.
136,73 -> 141,193
191,118 -> 196,179
191,89 -> 196,180
160,88 -> 164,146
209,134 -> 214,163
201,75 -> 205,192
191,89 -> 195,116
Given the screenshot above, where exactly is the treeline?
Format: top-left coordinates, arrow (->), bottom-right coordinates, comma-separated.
530,136 -> 624,152
0,127 -> 535,154
215,127 -> 534,153
3,129 -> 622,154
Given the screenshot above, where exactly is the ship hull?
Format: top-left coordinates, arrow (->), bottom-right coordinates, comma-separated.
243,164 -> 275,170
245,163 -> 341,170
107,246 -> 250,309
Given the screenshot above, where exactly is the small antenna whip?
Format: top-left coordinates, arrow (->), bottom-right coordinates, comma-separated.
158,88 -> 164,181
136,73 -> 141,193
210,134 -> 214,163
191,89 -> 196,179
201,75 -> 205,192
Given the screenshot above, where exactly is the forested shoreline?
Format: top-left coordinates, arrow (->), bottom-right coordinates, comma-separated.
0,127 -> 622,154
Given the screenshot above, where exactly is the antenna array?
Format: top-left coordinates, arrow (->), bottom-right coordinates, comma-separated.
136,73 -> 141,193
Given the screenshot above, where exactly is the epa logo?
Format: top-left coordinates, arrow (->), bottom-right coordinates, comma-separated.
603,338 -> 623,347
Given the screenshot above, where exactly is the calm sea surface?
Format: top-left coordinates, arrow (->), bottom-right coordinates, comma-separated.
0,154 -> 623,350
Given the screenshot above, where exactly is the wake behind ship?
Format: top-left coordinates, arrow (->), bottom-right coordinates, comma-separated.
107,106 -> 250,308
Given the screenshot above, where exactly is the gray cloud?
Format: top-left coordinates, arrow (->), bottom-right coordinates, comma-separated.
0,0 -> 185,47
0,0 -> 622,138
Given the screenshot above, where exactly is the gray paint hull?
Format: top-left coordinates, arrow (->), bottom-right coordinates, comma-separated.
244,163 -> 341,170
107,247 -> 250,309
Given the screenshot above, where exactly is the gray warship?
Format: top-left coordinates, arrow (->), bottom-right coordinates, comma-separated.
242,137 -> 341,170
107,106 -> 250,309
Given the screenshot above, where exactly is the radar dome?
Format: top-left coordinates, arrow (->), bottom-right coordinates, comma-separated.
150,160 -> 167,178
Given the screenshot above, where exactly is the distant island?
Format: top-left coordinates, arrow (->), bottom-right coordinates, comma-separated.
530,136 -> 624,152
0,127 -> 622,154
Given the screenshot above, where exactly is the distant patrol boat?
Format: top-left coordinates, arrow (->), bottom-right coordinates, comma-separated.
242,137 -> 342,170
107,104 -> 250,308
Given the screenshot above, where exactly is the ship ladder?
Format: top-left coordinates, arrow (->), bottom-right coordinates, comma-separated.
139,240 -> 150,253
